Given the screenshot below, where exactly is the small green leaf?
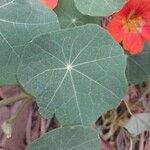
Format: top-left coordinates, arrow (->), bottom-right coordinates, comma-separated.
126,43 -> 150,84
125,113 -> 150,136
74,0 -> 127,16
27,126 -> 100,150
1,121 -> 12,138
0,0 -> 60,84
54,0 -> 99,28
18,24 -> 127,125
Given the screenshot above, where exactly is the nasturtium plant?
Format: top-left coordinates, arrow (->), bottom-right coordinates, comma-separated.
54,0 -> 99,28
27,126 -> 100,150
0,0 -> 149,149
0,0 -> 60,84
74,0 -> 127,16
17,24 -> 127,125
106,0 -> 150,55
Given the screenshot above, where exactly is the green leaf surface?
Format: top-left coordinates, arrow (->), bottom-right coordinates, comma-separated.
54,0 -> 99,28
18,24 -> 127,125
0,0 -> 60,84
74,0 -> 127,16
27,126 -> 100,150
126,43 -> 150,84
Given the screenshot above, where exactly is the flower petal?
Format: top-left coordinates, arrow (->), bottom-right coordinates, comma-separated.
128,0 -> 143,9
41,0 -> 58,9
113,3 -> 130,17
128,0 -> 150,19
107,17 -> 125,42
141,25 -> 150,41
141,12 -> 150,20
123,31 -> 144,55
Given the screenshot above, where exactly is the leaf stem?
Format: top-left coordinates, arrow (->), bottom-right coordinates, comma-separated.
0,93 -> 33,108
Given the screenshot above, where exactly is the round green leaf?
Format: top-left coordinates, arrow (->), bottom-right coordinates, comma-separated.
0,0 -> 60,84
27,126 -> 100,150
54,0 -> 99,28
74,0 -> 127,16
126,43 -> 150,84
18,24 -> 127,125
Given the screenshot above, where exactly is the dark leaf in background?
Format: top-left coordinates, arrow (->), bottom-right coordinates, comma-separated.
54,0 -> 99,28
126,43 -> 150,84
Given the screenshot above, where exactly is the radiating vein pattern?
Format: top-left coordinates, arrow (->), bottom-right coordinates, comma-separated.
18,24 -> 127,125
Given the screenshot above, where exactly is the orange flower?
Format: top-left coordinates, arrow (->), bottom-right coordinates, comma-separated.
107,0 -> 150,55
41,0 -> 58,9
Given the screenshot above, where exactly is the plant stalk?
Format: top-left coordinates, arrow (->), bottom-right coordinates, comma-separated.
0,93 -> 32,108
